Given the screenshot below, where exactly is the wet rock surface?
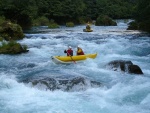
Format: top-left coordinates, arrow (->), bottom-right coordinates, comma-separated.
106,60 -> 143,74
21,76 -> 102,91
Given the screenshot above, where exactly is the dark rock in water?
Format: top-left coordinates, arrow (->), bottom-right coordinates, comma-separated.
106,60 -> 143,74
128,65 -> 143,74
22,76 -> 102,91
31,78 -> 57,91
107,60 -> 133,71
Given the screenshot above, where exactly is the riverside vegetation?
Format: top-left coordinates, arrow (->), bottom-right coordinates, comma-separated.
0,19 -> 28,54
127,0 -> 150,32
0,0 -> 149,32
0,0 -> 137,28
0,0 -> 149,55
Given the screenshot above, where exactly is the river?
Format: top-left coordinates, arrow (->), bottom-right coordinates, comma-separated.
0,20 -> 150,113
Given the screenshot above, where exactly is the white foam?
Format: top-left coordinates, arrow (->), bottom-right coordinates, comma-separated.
0,20 -> 150,113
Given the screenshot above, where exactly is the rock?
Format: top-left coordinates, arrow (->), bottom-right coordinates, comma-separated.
21,76 -> 102,91
18,63 -> 36,69
107,60 -> 133,71
128,65 -> 143,74
106,60 -> 143,74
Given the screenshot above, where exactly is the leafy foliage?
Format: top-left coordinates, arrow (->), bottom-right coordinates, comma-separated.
0,21 -> 24,40
33,16 -> 49,26
127,21 -> 138,30
0,20 -> 28,54
0,0 -> 136,28
66,22 -> 74,27
0,37 -> 3,41
48,19 -> 59,29
0,0 -> 38,29
0,41 -> 28,54
128,0 -> 150,32
0,16 -> 5,25
95,15 -> 117,26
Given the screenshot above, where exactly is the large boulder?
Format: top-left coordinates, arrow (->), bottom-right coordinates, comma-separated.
106,60 -> 143,74
128,65 -> 143,74
21,76 -> 102,92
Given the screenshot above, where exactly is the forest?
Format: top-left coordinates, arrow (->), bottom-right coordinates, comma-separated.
0,0 -> 149,32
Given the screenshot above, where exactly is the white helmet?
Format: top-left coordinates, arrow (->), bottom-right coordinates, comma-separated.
68,46 -> 72,49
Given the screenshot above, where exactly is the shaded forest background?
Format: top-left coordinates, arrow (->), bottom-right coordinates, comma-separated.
0,0 -> 149,32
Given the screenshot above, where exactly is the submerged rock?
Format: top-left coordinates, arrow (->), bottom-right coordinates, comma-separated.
106,60 -> 143,74
17,63 -> 37,69
21,76 -> 102,92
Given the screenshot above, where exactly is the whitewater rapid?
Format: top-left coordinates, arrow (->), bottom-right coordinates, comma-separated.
0,20 -> 150,113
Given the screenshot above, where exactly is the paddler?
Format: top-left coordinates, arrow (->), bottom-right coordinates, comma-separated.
76,46 -> 84,55
64,46 -> 73,56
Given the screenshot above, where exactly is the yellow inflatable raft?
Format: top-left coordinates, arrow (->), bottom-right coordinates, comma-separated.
51,53 -> 97,64
83,29 -> 93,32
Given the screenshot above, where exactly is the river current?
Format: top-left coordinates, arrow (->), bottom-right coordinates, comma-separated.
0,20 -> 150,113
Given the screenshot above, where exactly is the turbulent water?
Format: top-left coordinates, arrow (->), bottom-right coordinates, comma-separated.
0,20 -> 150,113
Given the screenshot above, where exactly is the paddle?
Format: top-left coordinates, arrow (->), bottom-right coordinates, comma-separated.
66,50 -> 76,64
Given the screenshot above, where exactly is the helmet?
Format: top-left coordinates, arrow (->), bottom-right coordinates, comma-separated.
68,46 -> 72,49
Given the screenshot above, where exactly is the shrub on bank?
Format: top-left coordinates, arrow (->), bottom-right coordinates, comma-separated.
95,15 -> 117,26
66,22 -> 74,27
48,19 -> 59,28
0,16 -> 5,25
138,20 -> 150,32
0,21 -> 24,41
127,20 -> 150,32
33,16 -> 49,26
127,21 -> 138,30
78,17 -> 86,24
0,21 -> 29,54
0,41 -> 28,54
0,37 -> 3,41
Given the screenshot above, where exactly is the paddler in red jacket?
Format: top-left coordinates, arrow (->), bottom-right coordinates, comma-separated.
64,46 -> 73,56
76,46 -> 84,55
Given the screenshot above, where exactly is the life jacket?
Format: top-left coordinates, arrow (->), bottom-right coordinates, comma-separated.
67,49 -> 73,56
77,48 -> 84,55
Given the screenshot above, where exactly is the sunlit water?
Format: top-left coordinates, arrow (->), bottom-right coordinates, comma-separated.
0,20 -> 150,113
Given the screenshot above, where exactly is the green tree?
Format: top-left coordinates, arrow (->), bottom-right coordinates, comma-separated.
135,0 -> 150,32
0,0 -> 38,29
0,0 -> 138,28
